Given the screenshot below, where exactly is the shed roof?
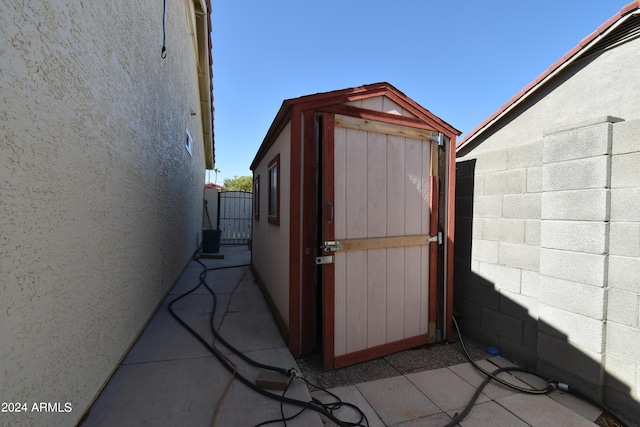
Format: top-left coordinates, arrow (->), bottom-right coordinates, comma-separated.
456,0 -> 640,153
251,82 -> 460,171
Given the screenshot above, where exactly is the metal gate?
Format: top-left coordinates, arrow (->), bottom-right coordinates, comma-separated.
218,191 -> 252,245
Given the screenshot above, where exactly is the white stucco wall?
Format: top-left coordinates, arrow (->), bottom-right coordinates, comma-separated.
0,1 -> 209,426
455,36 -> 640,424
251,122 -> 292,329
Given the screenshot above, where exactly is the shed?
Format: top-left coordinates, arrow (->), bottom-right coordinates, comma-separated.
250,82 -> 460,369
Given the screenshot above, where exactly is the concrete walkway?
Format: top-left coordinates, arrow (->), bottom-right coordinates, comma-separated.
81,246 -> 602,427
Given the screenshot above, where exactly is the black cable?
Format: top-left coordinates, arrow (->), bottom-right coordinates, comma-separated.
444,365 -> 551,427
192,258 -> 289,375
448,316 -> 627,427
253,377 -> 308,427
446,316 -> 555,426
453,316 -> 553,395
168,254 -> 369,426
161,0 -> 167,58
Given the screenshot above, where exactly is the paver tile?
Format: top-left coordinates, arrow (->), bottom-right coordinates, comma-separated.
497,393 -> 597,426
406,367 -> 490,412
447,400 -> 529,427
356,376 -> 439,425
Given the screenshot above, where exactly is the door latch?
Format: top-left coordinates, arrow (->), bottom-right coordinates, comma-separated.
321,241 -> 340,251
315,255 -> 334,265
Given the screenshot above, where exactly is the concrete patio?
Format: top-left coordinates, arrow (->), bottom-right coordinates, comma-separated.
80,246 -> 604,426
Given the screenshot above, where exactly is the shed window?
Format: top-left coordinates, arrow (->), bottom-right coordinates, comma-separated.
267,154 -> 280,225
253,175 -> 260,220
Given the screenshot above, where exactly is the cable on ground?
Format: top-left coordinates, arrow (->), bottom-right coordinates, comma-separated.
447,315 -> 630,427
168,253 -> 369,426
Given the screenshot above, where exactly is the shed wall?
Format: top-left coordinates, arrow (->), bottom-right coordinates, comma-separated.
252,122 -> 292,329
455,37 -> 640,423
0,2 -> 208,426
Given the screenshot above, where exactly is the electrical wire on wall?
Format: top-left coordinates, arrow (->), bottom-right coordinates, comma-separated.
161,0 -> 167,58
168,255 -> 370,427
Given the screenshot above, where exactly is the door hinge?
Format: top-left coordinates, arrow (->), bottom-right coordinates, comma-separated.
428,232 -> 443,244
430,133 -> 444,147
315,255 -> 334,265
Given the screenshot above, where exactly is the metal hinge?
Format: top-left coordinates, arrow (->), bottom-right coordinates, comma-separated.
429,133 -> 444,146
315,255 -> 334,265
428,232 -> 443,244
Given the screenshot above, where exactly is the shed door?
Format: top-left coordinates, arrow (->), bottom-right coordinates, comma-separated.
320,114 -> 441,369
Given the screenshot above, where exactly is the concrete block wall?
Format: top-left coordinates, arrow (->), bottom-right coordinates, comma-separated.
455,117 -> 640,422
605,118 -> 640,417
454,138 -> 543,364
537,119 -> 614,399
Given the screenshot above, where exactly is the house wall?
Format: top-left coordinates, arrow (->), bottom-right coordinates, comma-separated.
0,2 -> 209,426
455,37 -> 640,423
251,122 -> 292,329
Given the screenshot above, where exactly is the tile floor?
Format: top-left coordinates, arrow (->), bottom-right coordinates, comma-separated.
81,246 -> 602,427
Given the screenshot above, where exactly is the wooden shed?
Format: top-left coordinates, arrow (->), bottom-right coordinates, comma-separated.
250,82 -> 460,369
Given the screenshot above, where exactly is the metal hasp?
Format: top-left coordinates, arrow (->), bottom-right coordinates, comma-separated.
315,255 -> 334,265
321,241 -> 340,251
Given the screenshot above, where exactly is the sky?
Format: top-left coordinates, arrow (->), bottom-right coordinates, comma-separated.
208,0 -> 631,184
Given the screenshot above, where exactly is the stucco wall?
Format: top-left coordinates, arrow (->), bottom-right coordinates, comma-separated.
251,122 -> 292,329
455,37 -> 640,424
0,1 -> 209,426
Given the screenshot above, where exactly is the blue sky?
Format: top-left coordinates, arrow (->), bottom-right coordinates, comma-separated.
209,0 -> 630,183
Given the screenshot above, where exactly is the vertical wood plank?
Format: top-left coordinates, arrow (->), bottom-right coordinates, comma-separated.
405,138 -> 422,236
386,247 -> 405,342
322,113 -> 336,369
346,250 -> 368,353
367,132 -> 387,238
421,140 -> 431,234
420,244 -> 430,335
386,135 -> 405,236
345,128 -> 368,239
333,251 -> 347,357
420,140 -> 431,335
404,245 -> 421,338
334,127 -> 347,240
386,135 -> 406,343
367,248 -> 387,347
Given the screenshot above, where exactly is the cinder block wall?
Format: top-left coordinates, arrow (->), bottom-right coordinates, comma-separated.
0,2 -> 208,426
605,118 -> 640,417
536,118 -> 613,399
454,138 -> 543,364
455,117 -> 640,422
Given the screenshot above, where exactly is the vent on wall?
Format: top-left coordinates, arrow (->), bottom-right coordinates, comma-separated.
584,13 -> 640,59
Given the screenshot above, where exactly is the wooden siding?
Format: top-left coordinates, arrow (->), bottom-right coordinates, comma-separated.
332,123 -> 432,358
345,95 -> 416,118
251,122 -> 291,328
